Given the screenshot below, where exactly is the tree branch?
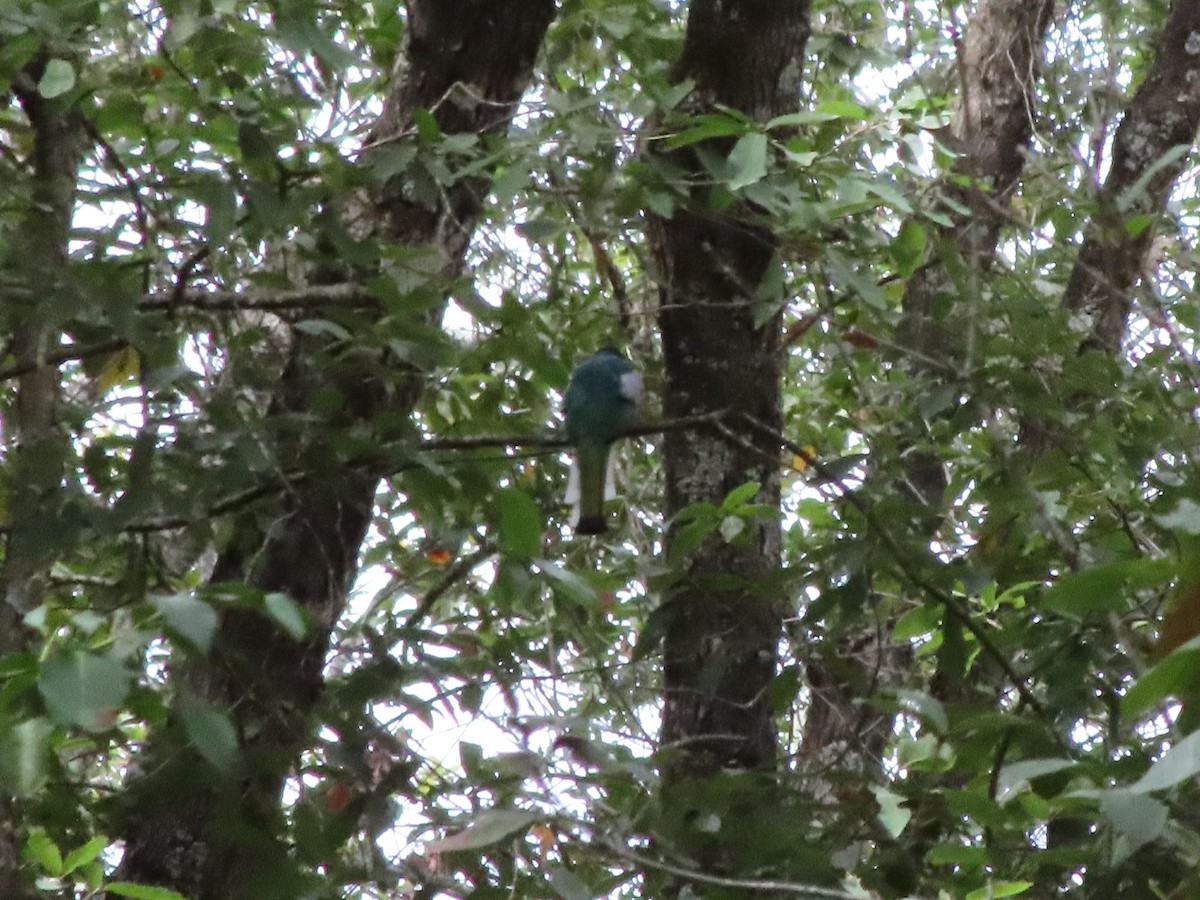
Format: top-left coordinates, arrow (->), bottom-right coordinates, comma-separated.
140,281 -> 380,313
403,541 -> 498,629
599,838 -> 860,898
735,411 -> 1061,736
1062,0 -> 1200,351
0,338 -> 127,383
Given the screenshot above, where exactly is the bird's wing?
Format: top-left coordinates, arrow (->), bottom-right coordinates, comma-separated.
619,369 -> 643,408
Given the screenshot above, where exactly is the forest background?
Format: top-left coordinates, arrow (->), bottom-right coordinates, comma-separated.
3,0 -> 1200,898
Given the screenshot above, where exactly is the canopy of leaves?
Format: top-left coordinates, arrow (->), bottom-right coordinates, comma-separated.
2,0 -> 1200,898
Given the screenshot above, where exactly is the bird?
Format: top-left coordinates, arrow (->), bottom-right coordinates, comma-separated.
564,347 -> 642,535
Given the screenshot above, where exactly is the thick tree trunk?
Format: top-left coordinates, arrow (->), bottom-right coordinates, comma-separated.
1062,1 -> 1200,352
652,0 -> 811,782
0,59 -> 86,900
116,5 -> 555,897
1,62 -> 85,641
802,0 -> 1056,771
894,0 -> 1056,514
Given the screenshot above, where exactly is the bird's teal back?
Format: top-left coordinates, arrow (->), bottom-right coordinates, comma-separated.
565,348 -> 640,446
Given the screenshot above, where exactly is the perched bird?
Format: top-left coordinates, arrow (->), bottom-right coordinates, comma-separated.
564,348 -> 642,535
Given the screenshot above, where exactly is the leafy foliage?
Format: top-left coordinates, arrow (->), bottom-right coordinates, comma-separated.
2,0 -> 1200,897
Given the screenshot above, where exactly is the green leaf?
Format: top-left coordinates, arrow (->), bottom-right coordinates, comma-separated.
412,106 -> 441,143
38,59 -> 75,98
516,215 -> 563,244
889,220 -> 926,276
665,112 -> 749,149
180,700 -> 240,771
927,843 -> 988,867
892,604 -> 942,641
497,488 -> 542,558
1121,638 -> 1200,717
548,865 -> 594,900
0,717 -> 52,797
1155,499 -> 1200,534
815,99 -> 869,120
655,78 -> 694,112
153,592 -> 218,652
966,881 -> 1032,900
767,110 -> 846,129
63,835 -> 109,874
727,132 -> 768,190
24,827 -> 63,875
459,741 -> 485,779
163,8 -> 200,48
1099,790 -> 1168,862
203,179 -> 238,249
263,592 -> 308,640
995,759 -> 1076,804
1131,729 -> 1200,793
893,689 -> 948,734
872,786 -> 911,838
37,651 -> 131,732
632,599 -> 681,662
535,560 -> 596,603
274,11 -> 358,69
914,384 -> 957,419
1123,213 -> 1154,237
720,480 -> 761,512
106,883 -> 190,900
770,664 -> 803,714
423,808 -> 540,853
1041,558 -> 1172,619
294,318 -> 351,340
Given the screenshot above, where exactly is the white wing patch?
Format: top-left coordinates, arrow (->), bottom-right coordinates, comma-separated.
619,370 -> 644,407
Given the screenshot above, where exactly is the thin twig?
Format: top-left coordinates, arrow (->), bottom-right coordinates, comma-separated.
404,542 -> 497,629
0,413 -> 727,537
0,338 -> 127,383
600,838 -> 864,898
82,116 -> 152,292
170,245 -> 211,309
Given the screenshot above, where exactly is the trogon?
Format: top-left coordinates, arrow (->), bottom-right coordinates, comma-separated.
564,348 -> 642,535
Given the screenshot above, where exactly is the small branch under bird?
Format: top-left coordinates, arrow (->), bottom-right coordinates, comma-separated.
564,347 -> 643,535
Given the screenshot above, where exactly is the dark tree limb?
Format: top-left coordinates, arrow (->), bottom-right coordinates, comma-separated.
803,0 -> 1056,790
1062,0 -> 1200,352
648,0 -> 811,801
0,52 -> 87,900
894,0 -> 1056,513
115,4 -> 556,896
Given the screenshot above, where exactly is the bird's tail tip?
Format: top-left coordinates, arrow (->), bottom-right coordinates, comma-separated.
574,516 -> 608,535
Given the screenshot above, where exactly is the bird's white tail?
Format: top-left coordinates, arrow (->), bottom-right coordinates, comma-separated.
564,453 -> 619,527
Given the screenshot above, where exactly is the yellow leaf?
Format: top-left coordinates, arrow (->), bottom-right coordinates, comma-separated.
788,446 -> 816,472
97,347 -> 140,393
529,823 -> 555,857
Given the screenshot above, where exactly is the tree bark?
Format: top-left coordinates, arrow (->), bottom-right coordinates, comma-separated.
652,0 -> 811,780
893,0 -> 1056,514
0,57 -> 86,900
1062,0 -> 1200,352
796,4 -> 1059,831
116,4 -> 555,897
1,61 -> 86,644
802,0 -> 1056,769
